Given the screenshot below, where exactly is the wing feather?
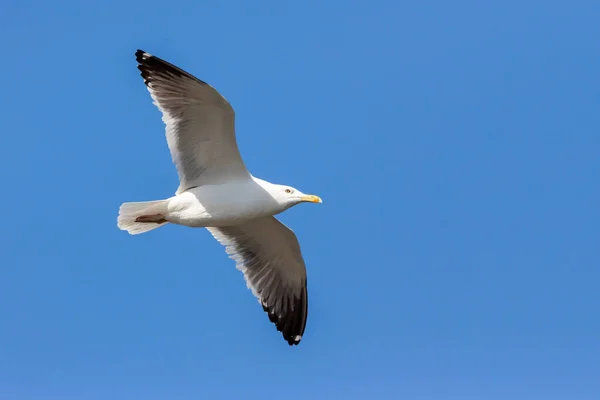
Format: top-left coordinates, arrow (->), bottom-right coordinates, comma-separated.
207,217 -> 309,346
135,50 -> 249,192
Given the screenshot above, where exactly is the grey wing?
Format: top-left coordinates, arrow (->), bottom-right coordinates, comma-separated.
207,217 -> 309,346
136,50 -> 250,193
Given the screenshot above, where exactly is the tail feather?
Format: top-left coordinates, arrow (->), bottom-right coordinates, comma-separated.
117,199 -> 169,235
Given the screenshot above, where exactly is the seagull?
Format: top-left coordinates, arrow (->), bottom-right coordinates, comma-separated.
117,50 -> 322,346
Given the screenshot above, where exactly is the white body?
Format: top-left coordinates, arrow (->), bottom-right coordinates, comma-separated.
165,178 -> 290,227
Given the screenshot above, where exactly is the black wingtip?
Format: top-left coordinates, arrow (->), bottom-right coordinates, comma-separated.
133,48 -> 207,87
262,282 -> 308,346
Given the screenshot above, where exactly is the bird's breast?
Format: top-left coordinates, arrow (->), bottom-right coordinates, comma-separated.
166,184 -> 280,227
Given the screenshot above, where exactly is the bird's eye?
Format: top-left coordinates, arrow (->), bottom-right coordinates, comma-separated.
285,188 -> 293,194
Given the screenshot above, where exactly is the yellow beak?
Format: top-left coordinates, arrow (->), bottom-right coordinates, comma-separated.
300,195 -> 323,203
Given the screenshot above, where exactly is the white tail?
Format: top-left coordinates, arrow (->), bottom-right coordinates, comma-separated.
117,199 -> 170,235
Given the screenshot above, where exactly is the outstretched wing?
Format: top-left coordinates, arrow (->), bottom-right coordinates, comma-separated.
136,50 -> 249,193
207,217 -> 309,346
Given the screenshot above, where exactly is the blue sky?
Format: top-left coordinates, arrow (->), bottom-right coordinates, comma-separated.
1,1 -> 599,399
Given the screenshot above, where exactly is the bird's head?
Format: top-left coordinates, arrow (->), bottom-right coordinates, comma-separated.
252,177 -> 322,211
267,183 -> 322,210
280,185 -> 322,206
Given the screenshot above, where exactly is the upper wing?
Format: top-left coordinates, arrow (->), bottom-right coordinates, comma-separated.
135,50 -> 250,193
207,217 -> 309,346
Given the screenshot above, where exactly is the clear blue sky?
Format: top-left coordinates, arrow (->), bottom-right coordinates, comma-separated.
1,1 -> 599,399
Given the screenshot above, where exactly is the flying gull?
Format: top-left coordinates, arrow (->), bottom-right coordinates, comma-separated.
117,49 -> 322,346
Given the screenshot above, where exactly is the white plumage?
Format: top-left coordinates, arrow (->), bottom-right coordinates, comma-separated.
117,50 -> 322,346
